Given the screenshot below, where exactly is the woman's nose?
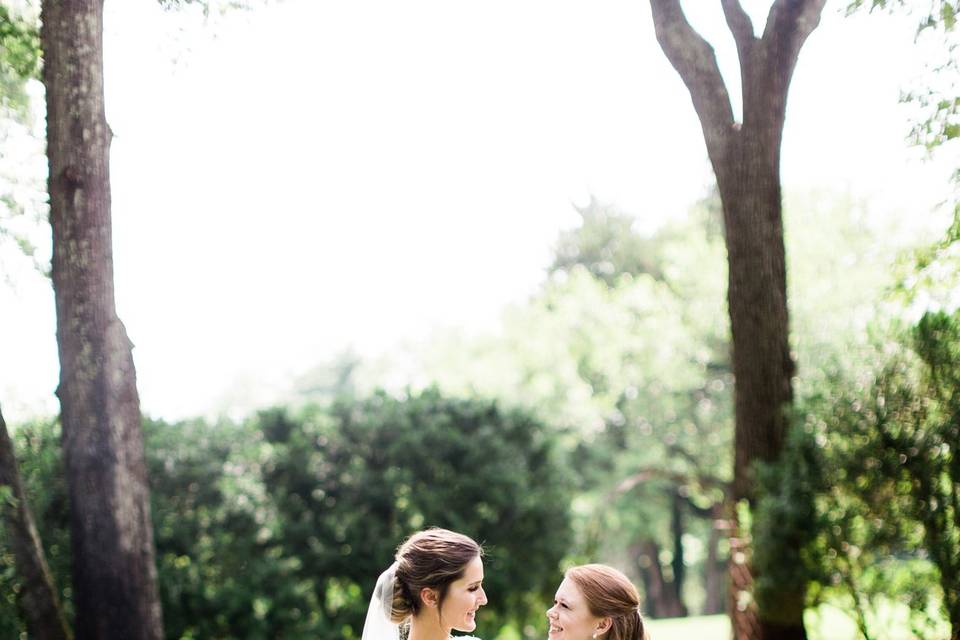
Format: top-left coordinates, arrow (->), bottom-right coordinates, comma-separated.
478,588 -> 488,606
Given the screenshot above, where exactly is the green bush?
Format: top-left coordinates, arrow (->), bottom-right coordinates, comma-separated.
1,389 -> 572,639
258,387 -> 573,638
791,310 -> 960,639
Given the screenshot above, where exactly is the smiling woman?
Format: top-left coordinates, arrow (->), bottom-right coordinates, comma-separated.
362,528 -> 488,640
547,564 -> 645,640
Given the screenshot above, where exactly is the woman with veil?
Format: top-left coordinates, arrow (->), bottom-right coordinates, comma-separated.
362,528 -> 487,640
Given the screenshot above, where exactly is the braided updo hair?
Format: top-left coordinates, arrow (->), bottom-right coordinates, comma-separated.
566,564 -> 645,640
388,528 -> 483,624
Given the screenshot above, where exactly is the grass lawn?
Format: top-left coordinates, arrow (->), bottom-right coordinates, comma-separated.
644,604 -> 950,640
491,601 -> 948,640
645,614 -> 729,639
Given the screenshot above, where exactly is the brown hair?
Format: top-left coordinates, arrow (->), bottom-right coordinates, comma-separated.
389,528 -> 483,624
566,564 -> 645,640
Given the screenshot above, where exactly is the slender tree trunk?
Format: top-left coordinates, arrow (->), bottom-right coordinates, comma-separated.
703,510 -> 725,615
631,543 -> 659,617
0,405 -> 72,640
648,2 -> 826,638
40,1 -> 164,638
668,488 -> 688,617
632,540 -> 686,618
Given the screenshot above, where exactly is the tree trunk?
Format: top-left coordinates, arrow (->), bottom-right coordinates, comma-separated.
668,488 -> 688,617
40,1 -> 164,638
719,135 -> 791,503
0,405 -> 72,640
703,511 -> 725,615
632,540 -> 686,618
648,2 -> 826,638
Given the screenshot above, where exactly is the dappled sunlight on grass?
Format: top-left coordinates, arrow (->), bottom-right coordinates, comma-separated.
644,614 -> 728,639
641,603 -> 950,640
805,600 -> 951,640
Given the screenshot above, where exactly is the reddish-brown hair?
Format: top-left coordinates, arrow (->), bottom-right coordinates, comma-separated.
566,564 -> 645,640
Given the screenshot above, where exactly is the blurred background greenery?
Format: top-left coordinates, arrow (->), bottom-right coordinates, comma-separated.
3,189 -> 957,639
3,1 -> 960,639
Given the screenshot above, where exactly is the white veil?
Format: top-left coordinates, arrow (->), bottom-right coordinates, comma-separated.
361,562 -> 401,640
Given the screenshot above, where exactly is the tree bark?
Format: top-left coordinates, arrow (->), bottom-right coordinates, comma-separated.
648,1 -> 826,638
40,1 -> 164,638
0,405 -> 72,640
632,540 -> 686,618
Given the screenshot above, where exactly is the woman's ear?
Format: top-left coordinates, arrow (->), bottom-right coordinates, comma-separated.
596,617 -> 612,635
420,587 -> 439,608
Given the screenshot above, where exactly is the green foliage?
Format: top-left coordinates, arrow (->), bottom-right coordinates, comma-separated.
847,1 -> 960,36
0,3 -> 40,116
0,3 -> 46,280
258,389 -> 573,638
410,197 -> 734,615
752,423 -> 821,626
409,191 -> 924,617
550,197 -> 671,286
146,416 -> 324,639
847,1 -> 960,277
796,311 -> 960,638
0,418 -> 72,637
1,392 -> 570,639
0,5 -> 39,80
156,0 -> 265,17
907,311 -> 960,632
810,361 -> 946,638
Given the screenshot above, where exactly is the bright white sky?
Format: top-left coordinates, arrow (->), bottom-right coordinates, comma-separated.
1,0 -> 955,421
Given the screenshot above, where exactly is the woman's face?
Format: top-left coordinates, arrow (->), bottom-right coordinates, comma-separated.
546,577 -> 606,640
440,554 -> 488,632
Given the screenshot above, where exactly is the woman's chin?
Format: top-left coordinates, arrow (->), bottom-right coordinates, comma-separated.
457,612 -> 477,631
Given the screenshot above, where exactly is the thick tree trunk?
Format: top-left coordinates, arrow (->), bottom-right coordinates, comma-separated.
40,1 -> 164,638
0,406 -> 72,640
719,100 -> 808,640
717,56 -> 806,640
648,2 -> 826,638
718,138 -> 791,503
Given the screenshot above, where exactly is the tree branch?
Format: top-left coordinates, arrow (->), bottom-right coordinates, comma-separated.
666,442 -> 701,468
0,405 -> 72,640
648,0 -> 736,162
614,466 -> 732,500
721,0 -> 757,56
762,0 -> 828,82
681,493 -> 719,518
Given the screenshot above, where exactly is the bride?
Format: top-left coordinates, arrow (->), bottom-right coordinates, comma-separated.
362,528 -> 488,640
